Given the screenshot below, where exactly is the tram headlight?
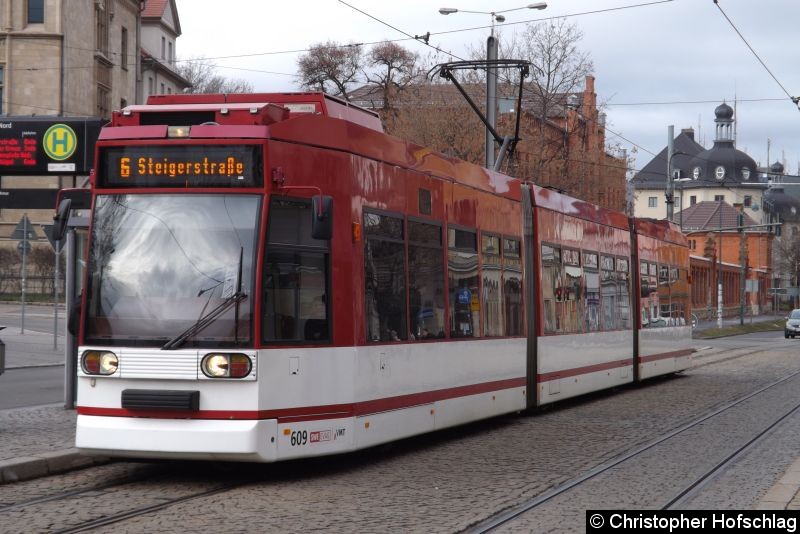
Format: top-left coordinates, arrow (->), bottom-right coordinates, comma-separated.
201,353 -> 252,379
81,351 -> 118,376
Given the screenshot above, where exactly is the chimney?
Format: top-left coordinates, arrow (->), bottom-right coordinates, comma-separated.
681,127 -> 695,141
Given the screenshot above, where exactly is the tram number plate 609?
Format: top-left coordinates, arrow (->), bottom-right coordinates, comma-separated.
290,430 -> 308,446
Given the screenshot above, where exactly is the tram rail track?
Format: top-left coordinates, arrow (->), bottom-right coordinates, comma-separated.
468,366 -> 800,532
52,481 -> 249,534
0,469 -> 159,514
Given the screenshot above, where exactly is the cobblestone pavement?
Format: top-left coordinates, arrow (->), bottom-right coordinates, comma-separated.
1,340 -> 798,533
0,405 -> 75,462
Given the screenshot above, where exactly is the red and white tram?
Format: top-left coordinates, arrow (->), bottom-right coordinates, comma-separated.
71,92 -> 692,462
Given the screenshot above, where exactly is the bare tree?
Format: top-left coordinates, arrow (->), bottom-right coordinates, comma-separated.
297,41 -> 362,101
364,41 -> 419,112
503,19 -> 594,183
177,58 -> 253,94
774,233 -> 800,298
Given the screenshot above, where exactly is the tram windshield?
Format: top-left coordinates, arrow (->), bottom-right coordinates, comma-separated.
84,194 -> 260,347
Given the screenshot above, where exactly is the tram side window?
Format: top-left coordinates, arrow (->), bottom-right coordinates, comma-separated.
640,262 -> 660,328
409,220 -> 445,340
365,212 -> 407,342
448,228 -> 479,338
600,256 -> 616,330
561,249 -> 582,334
616,258 -> 631,329
659,265 -> 686,326
482,234 -> 503,337
503,238 -> 524,336
263,199 -> 330,343
583,252 -> 600,332
541,245 -> 560,334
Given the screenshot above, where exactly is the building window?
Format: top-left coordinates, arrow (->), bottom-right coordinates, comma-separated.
648,197 -> 657,208
120,98 -> 127,109
95,3 -> 109,55
27,0 -> 44,23
0,66 -> 4,115
121,27 -> 128,70
744,195 -> 752,207
96,85 -> 110,119
168,42 -> 173,65
690,195 -> 697,206
160,82 -> 165,95
148,76 -> 154,96
161,37 -> 166,59
714,195 -> 724,202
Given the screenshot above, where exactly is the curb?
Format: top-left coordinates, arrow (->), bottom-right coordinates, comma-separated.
5,363 -> 65,370
757,457 -> 800,510
0,448 -> 109,484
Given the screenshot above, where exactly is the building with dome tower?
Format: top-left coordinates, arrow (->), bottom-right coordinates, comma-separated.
631,102 -> 776,316
631,102 -> 767,225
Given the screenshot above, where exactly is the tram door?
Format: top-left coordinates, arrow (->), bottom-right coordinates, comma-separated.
64,215 -> 89,408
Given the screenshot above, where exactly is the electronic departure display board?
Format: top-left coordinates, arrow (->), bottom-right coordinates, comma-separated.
98,145 -> 263,188
0,117 -> 103,175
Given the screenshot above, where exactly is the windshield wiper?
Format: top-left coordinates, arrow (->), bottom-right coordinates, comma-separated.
162,248 -> 246,351
161,291 -> 247,350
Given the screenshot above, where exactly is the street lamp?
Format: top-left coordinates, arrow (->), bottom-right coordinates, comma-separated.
439,3 -> 547,168
438,3 -> 547,35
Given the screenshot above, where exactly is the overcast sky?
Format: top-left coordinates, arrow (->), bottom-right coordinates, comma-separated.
174,0 -> 800,175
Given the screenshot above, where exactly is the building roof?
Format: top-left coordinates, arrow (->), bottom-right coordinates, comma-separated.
142,0 -> 168,18
140,49 -> 192,89
142,0 -> 181,35
685,140 -> 759,186
763,187 -> 800,221
632,101 -> 767,192
677,200 -> 757,232
630,130 -> 705,187
715,102 -> 734,119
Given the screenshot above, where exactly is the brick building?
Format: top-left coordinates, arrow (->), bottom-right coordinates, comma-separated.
351,75 -> 627,212
681,201 -> 772,317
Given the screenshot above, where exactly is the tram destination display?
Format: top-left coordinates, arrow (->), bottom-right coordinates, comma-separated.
0,117 -> 102,175
98,145 -> 263,187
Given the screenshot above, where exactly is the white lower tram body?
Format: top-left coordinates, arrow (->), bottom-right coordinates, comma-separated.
76,331 -> 692,462
76,340 -> 526,462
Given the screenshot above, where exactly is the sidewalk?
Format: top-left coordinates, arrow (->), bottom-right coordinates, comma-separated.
2,327 -> 65,369
694,313 -> 784,332
0,325 -> 106,483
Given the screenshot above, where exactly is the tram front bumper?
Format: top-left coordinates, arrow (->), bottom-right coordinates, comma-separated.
76,414 -> 277,462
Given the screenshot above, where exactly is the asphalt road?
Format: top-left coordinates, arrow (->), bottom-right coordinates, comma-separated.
0,366 -> 65,409
0,304 -> 64,336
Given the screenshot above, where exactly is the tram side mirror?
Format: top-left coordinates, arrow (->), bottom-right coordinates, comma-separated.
311,195 -> 333,240
53,198 -> 72,242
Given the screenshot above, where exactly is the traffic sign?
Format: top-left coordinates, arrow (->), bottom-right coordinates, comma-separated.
41,224 -> 59,251
11,215 -> 38,241
43,123 -> 78,161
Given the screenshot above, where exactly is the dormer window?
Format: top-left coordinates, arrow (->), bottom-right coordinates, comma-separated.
742,167 -> 751,181
715,166 -> 725,180
692,167 -> 701,180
